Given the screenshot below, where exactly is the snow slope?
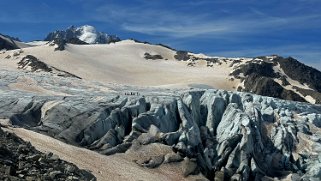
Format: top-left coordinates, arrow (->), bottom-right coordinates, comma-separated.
1,39 -> 320,104
0,40 -> 237,90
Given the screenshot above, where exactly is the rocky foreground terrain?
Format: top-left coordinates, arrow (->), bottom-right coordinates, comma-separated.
0,125 -> 96,180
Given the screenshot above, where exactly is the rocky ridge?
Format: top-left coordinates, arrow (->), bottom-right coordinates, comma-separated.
0,35 -> 20,50
172,50 -> 321,104
17,55 -> 81,79
0,34 -> 32,51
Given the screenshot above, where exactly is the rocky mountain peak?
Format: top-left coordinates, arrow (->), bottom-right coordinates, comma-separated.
44,25 -> 120,44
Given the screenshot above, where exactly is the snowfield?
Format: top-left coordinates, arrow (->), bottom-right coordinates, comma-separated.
0,40 -> 238,90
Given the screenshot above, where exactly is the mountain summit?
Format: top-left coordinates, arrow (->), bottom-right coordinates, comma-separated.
44,25 -> 120,44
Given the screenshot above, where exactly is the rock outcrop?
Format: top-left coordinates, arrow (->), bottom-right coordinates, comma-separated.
0,35 -> 20,50
144,52 -> 163,60
231,56 -> 321,104
17,55 -> 81,78
18,55 -> 53,72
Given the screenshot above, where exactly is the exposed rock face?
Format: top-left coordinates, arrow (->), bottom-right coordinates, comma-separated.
242,73 -> 306,102
0,34 -> 31,50
231,56 -> 321,103
276,56 -> 321,92
18,55 -> 52,72
17,55 -> 81,78
51,38 -> 67,51
231,61 -> 278,79
0,34 -> 21,42
67,37 -> 88,45
0,35 -> 20,50
144,52 -> 163,60
174,51 -> 222,68
51,37 -> 88,51
45,25 -> 120,44
174,51 -> 191,61
0,126 -> 96,181
1,88 -> 321,180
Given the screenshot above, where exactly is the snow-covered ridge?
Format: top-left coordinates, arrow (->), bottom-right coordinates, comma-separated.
171,50 -> 321,104
2,29 -> 321,104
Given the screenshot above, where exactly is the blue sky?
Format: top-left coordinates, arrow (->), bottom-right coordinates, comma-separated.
1,0 -> 321,70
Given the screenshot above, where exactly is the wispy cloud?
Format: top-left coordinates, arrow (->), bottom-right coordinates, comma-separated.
90,2 -> 321,39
